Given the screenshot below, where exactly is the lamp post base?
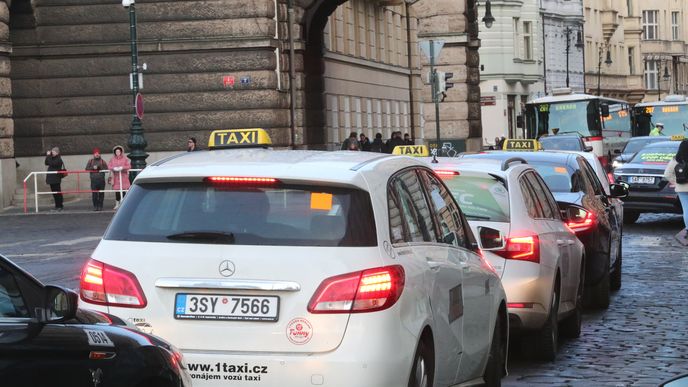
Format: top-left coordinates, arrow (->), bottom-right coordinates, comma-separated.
127,116 -> 148,180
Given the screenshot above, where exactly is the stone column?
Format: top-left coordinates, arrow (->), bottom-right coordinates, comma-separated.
0,0 -> 14,208
411,0 -> 482,152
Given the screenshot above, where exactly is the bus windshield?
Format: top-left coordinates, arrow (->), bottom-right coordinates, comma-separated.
633,104 -> 688,137
526,100 -> 602,139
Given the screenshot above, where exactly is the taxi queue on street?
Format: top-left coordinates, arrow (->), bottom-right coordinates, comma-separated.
4,128 -> 685,387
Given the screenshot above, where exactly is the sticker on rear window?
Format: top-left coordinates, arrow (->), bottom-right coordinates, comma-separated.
310,193 -> 333,211
85,329 -> 115,347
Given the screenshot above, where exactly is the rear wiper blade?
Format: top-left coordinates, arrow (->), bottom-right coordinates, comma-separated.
166,231 -> 235,244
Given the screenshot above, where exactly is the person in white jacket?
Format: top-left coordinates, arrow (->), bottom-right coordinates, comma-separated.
664,140 -> 688,245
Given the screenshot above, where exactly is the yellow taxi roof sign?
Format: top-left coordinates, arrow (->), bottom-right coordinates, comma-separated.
392,145 -> 430,157
208,128 -> 272,149
503,139 -> 540,151
671,134 -> 685,141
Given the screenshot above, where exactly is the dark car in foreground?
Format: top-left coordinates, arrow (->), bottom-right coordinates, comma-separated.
613,141 -> 682,224
612,135 -> 670,170
0,254 -> 191,387
462,151 -> 627,308
538,134 -> 593,152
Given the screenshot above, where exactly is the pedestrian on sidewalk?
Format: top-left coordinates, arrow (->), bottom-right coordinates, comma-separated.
108,145 -> 131,210
86,147 -> 108,211
187,137 -> 199,152
44,147 -> 65,211
664,139 -> 688,245
370,133 -> 385,153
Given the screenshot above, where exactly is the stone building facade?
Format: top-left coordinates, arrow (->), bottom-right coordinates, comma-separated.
0,0 -> 483,208
542,0 -> 585,94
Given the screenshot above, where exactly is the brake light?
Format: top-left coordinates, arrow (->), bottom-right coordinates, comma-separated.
507,303 -> 534,309
493,234 -> 540,263
205,176 -> 279,185
80,259 -> 147,308
584,136 -> 603,142
566,208 -> 597,232
435,170 -> 460,176
308,265 -> 405,314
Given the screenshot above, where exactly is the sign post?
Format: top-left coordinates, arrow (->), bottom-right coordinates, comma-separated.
420,40 -> 445,163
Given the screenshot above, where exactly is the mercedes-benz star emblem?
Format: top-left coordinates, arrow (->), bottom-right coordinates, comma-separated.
219,260 -> 236,277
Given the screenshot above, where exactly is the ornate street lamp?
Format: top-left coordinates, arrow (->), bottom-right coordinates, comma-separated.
658,60 -> 671,101
564,26 -> 583,88
482,0 -> 495,29
122,0 -> 148,179
597,45 -> 612,96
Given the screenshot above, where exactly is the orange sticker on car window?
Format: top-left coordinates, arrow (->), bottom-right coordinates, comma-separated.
310,193 -> 333,211
555,167 -> 567,174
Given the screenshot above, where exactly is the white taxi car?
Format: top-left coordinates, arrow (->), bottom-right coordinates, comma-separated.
79,131 -> 508,387
426,155 -> 584,361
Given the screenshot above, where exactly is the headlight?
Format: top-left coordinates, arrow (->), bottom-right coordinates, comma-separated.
612,160 -> 623,169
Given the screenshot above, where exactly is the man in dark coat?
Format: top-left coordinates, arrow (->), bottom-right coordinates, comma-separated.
44,146 -> 65,211
370,133 -> 385,153
85,147 -> 108,211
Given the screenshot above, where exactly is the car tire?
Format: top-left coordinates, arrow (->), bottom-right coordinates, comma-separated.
560,260 -> 584,339
610,238 -> 622,291
534,289 -> 559,362
483,316 -> 505,386
408,340 -> 434,387
623,211 -> 640,224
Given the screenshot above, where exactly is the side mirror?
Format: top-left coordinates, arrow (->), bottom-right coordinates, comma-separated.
613,149 -> 622,154
609,183 -> 629,198
584,146 -> 593,152
600,103 -> 610,117
478,227 -> 505,250
43,286 -> 78,323
442,232 -> 457,246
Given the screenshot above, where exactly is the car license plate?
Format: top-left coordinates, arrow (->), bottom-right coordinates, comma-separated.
629,176 -> 655,184
174,294 -> 279,322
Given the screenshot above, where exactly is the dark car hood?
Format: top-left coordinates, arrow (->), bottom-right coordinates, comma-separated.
552,191 -> 585,206
614,161 -> 668,175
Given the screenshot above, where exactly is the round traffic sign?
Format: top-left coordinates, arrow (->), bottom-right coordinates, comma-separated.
135,93 -> 144,120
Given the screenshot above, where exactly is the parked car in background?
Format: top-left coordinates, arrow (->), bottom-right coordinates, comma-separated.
426,157 -> 585,362
612,135 -> 670,170
0,253 -> 191,387
461,151 -> 627,308
538,134 -> 593,153
613,140 -> 682,224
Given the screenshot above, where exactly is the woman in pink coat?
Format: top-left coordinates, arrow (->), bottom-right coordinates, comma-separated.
108,145 -> 131,209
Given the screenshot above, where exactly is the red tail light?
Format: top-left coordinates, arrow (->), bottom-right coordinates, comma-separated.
566,208 -> 597,232
507,303 -> 534,309
80,259 -> 147,308
204,176 -> 279,185
493,234 -> 540,263
308,265 -> 405,314
435,170 -> 460,176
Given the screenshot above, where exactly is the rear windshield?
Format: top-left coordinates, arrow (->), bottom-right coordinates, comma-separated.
631,147 -> 677,165
104,182 -> 377,247
529,162 -> 576,193
623,139 -> 662,154
441,175 -> 510,222
538,137 -> 582,151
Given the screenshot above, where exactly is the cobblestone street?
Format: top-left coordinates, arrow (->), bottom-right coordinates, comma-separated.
0,209 -> 687,386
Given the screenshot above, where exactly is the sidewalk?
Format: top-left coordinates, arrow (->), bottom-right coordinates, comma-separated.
1,197 -> 119,217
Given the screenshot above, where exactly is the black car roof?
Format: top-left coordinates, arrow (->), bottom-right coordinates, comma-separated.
461,151 -> 579,167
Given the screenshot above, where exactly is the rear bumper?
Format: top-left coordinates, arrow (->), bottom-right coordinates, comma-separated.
621,191 -> 682,213
501,261 -> 553,332
181,321 -> 417,387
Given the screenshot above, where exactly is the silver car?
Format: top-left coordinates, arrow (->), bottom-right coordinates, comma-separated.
427,157 -> 585,361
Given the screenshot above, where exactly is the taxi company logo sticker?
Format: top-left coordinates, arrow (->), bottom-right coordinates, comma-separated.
287,317 -> 313,345
219,260 -> 236,277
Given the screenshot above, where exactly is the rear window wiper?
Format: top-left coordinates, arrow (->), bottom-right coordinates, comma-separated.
166,231 -> 235,244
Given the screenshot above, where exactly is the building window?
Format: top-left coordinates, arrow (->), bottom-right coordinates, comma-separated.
645,60 -> 658,90
628,47 -> 635,75
513,18 -> 520,59
672,11 -> 680,41
642,10 -> 659,40
523,21 -> 533,60
627,0 -> 633,16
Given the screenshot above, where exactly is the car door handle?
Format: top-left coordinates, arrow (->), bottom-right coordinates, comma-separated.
426,260 -> 442,270
557,240 -> 566,246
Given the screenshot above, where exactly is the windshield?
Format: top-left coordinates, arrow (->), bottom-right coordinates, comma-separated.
529,162 -> 577,193
526,100 -> 602,138
630,146 -> 677,165
538,136 -> 583,151
441,175 -> 510,222
633,105 -> 688,137
105,182 -> 377,246
623,138 -> 666,154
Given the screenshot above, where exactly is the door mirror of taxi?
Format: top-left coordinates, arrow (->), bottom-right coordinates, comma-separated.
584,145 -> 593,152
478,227 -> 505,250
442,232 -> 457,246
609,183 -> 628,198
600,103 -> 610,117
43,285 -> 78,323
